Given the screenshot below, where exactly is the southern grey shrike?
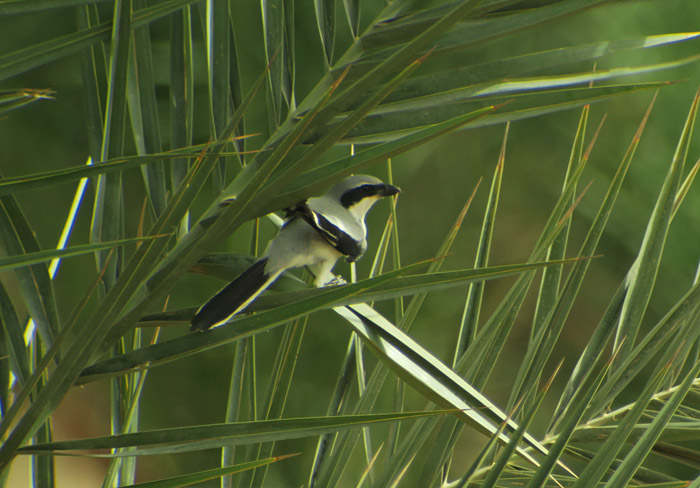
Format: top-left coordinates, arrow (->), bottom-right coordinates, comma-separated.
190,174 -> 400,331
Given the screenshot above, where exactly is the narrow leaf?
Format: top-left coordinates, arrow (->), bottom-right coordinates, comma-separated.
0,281 -> 30,385
345,82 -> 671,143
549,93 -> 658,431
605,359 -> 700,488
342,0 -> 360,37
336,304 -> 552,467
0,237 -> 166,271
612,87 -> 699,368
20,412 -> 445,456
121,455 -> 298,488
0,192 -> 59,346
314,0 -> 336,64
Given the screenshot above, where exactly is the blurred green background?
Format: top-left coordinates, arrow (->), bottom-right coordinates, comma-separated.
1,0 -> 699,485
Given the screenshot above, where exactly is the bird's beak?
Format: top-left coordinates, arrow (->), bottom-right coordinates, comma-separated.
381,184 -> 400,197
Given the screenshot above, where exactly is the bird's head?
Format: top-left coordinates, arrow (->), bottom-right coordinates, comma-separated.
327,174 -> 400,220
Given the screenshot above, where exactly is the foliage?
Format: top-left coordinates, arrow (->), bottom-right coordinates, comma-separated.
0,0 -> 699,486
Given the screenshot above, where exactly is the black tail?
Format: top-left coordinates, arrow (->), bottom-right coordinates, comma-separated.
190,258 -> 272,331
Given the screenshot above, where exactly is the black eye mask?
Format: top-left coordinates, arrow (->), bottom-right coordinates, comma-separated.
340,184 -> 399,208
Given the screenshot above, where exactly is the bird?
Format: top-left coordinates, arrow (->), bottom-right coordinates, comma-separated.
190,174 -> 400,331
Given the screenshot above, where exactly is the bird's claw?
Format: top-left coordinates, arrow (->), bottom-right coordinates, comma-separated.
326,276 -> 346,286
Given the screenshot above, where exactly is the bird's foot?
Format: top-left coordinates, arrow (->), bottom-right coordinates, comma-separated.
326,275 -> 346,286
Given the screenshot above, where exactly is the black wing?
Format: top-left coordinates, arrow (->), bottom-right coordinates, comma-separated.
287,202 -> 365,260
